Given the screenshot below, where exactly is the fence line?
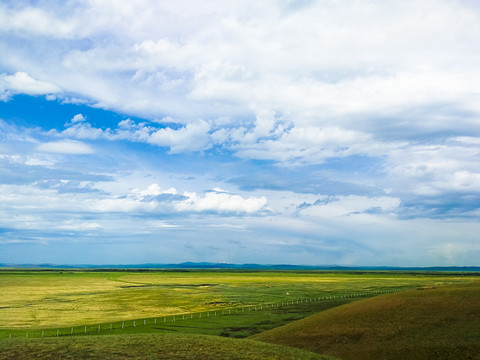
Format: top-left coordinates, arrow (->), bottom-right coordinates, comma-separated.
3,287 -> 416,339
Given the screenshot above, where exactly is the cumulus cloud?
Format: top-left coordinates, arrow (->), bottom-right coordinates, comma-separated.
148,120 -> 212,153
67,113 -> 87,125
62,121 -> 109,140
57,115 -> 385,165
175,189 -> 267,213
60,117 -> 213,153
95,184 -> 267,215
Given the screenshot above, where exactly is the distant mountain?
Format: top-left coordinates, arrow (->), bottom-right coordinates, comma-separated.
0,262 -> 479,272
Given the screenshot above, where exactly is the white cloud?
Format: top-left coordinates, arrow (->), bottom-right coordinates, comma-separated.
175,190 -> 267,214
62,122 -> 107,140
0,4 -> 75,37
2,0 -> 479,122
386,141 -> 480,196
56,221 -> 102,231
2,0 -> 479,171
0,72 -> 61,100
148,220 -> 179,229
71,114 -> 86,123
36,140 -> 94,155
134,183 -> 177,197
2,0 -> 476,180
24,154 -> 56,166
234,126 -> 376,165
148,120 -> 212,153
61,118 -> 213,153
59,116 -> 383,165
94,184 -> 267,215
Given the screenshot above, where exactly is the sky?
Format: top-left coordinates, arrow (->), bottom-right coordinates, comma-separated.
0,0 -> 479,266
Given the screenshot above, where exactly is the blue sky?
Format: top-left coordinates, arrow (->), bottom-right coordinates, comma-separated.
1,0 -> 479,266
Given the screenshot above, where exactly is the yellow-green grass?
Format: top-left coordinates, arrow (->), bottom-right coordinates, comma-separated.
0,333 -> 339,360
0,270 -> 473,329
0,296 -> 371,340
252,281 -> 480,360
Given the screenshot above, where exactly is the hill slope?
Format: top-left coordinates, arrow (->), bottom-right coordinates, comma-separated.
0,333 -> 339,360
252,283 -> 480,360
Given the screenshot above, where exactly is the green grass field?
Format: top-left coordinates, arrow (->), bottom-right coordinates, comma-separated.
0,269 -> 478,359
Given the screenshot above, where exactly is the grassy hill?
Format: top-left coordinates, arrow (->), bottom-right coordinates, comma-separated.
252,282 -> 480,360
0,333 -> 339,360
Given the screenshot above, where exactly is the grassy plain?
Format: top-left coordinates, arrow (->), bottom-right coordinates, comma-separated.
0,269 -> 467,330
253,282 -> 480,360
0,270 -> 478,360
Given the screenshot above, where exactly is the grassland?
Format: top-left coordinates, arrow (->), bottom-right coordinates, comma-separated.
0,269 -> 478,359
252,282 -> 480,360
0,269 -> 467,330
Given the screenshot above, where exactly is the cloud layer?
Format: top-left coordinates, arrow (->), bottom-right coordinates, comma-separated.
1,0 -> 479,266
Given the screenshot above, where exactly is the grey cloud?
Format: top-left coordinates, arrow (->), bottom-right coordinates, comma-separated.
397,193 -> 480,220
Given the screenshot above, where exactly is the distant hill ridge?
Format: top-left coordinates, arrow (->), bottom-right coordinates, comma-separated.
1,262 -> 479,272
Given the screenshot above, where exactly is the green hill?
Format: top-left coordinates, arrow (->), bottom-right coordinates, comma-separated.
252,282 -> 480,360
0,333 -> 339,360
